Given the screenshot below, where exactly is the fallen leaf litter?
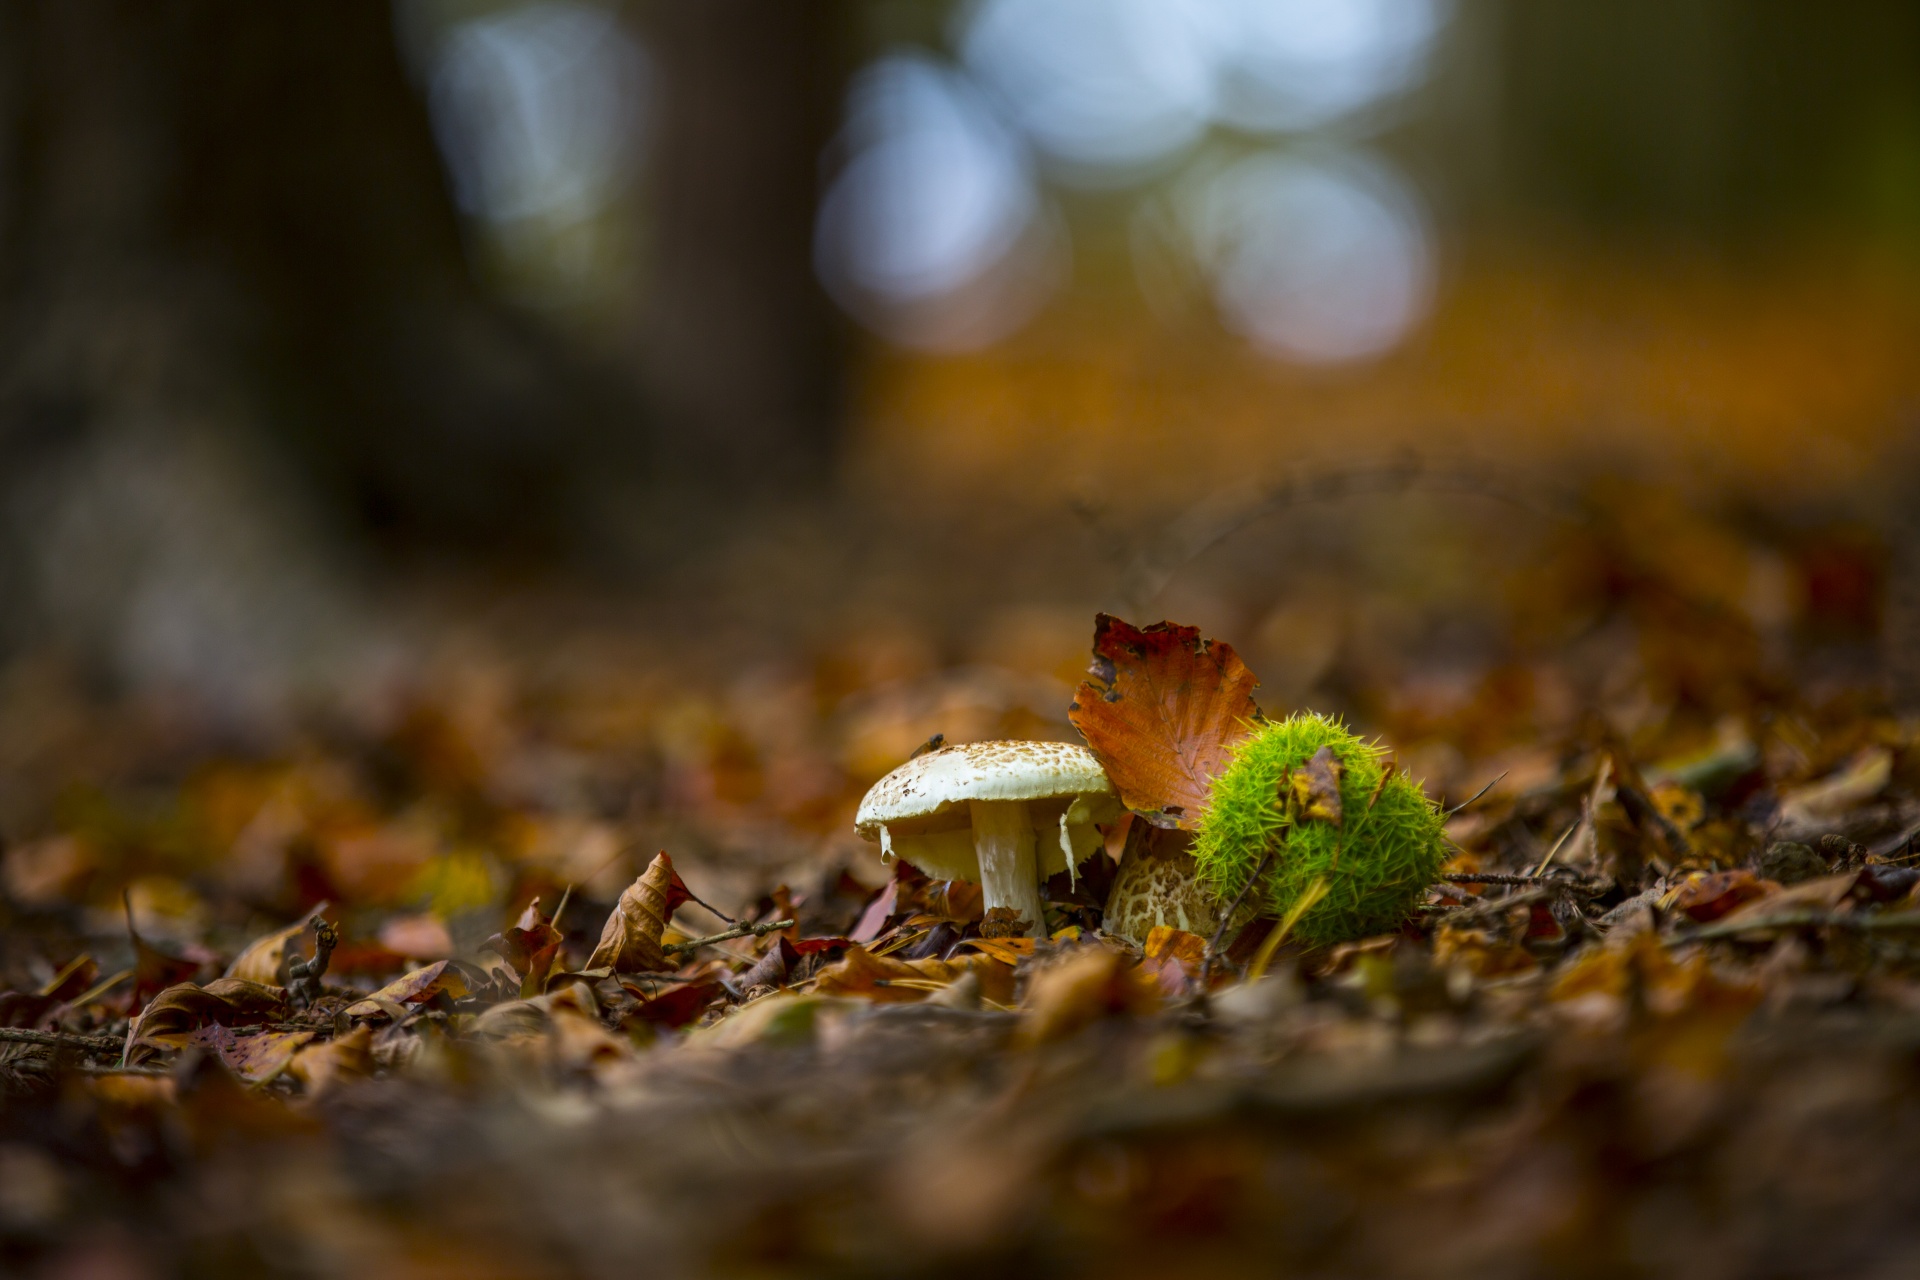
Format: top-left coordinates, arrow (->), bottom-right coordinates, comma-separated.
10,602 -> 1920,1277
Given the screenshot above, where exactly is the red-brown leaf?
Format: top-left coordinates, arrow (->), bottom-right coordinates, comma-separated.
624,980 -> 724,1029
484,897 -> 564,997
1068,614 -> 1262,830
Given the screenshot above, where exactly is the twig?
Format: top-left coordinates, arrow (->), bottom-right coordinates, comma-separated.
0,1027 -> 125,1055
1433,888 -> 1550,927
1205,849 -> 1276,973
76,1064 -> 172,1078
663,919 -> 795,955
1444,872 -> 1596,888
682,889 -> 738,926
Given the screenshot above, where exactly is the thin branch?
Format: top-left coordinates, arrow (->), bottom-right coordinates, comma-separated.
1444,871 -> 1597,888
1205,848 -> 1276,975
663,919 -> 795,955
0,1027 -> 125,1055
1432,888 -> 1551,927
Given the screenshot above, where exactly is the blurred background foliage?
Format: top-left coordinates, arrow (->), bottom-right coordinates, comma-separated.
0,0 -> 1914,791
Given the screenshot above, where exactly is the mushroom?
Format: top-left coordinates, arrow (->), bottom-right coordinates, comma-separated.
855,741 -> 1120,937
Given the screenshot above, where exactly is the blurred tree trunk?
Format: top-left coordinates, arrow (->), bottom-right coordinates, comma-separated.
636,0 -> 848,493
0,1 -> 637,707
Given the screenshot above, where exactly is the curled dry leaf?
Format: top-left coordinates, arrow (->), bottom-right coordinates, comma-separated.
736,936 -> 799,993
813,945 -> 1015,1006
226,912 -> 325,986
484,897 -> 564,997
1068,614 -> 1262,830
344,961 -> 470,1019
587,851 -> 681,975
127,978 -> 291,1061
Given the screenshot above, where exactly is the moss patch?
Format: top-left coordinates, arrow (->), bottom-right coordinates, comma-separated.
1192,713 -> 1446,947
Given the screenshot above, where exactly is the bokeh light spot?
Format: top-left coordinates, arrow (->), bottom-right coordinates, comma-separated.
815,52 -> 1063,352
425,2 -> 647,227
1175,150 -> 1434,363
957,0 -> 1216,180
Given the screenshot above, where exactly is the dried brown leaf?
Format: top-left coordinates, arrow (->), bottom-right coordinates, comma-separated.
484,897 -> 564,997
586,851 -> 679,974
813,945 -> 1015,1005
226,918 -> 312,986
343,960 -> 469,1019
127,978 -> 291,1061
1291,744 -> 1344,827
1068,614 -> 1261,830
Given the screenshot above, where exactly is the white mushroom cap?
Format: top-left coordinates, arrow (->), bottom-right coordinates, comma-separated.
854,740 -> 1121,882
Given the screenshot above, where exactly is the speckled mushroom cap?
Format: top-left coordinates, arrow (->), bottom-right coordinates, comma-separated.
855,740 -> 1121,882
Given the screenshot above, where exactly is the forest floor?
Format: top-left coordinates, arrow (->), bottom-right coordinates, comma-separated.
4,484 -> 1920,1278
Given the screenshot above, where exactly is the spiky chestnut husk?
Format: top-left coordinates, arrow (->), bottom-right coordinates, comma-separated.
1193,713 -> 1446,947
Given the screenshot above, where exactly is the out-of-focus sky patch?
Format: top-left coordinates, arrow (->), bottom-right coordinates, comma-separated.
1160,147 -> 1433,362
399,0 -> 649,324
823,0 -> 1450,363
1198,0 -> 1450,134
814,52 -> 1064,352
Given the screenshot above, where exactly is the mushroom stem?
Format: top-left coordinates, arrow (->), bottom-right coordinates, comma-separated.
968,799 -> 1047,936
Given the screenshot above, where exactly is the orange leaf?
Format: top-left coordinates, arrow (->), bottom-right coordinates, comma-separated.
1140,925 -> 1210,996
586,852 -> 679,975
226,912 -> 326,986
956,936 -> 1036,966
1068,614 -> 1261,830
344,960 -> 470,1018
814,945 -> 1015,1005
